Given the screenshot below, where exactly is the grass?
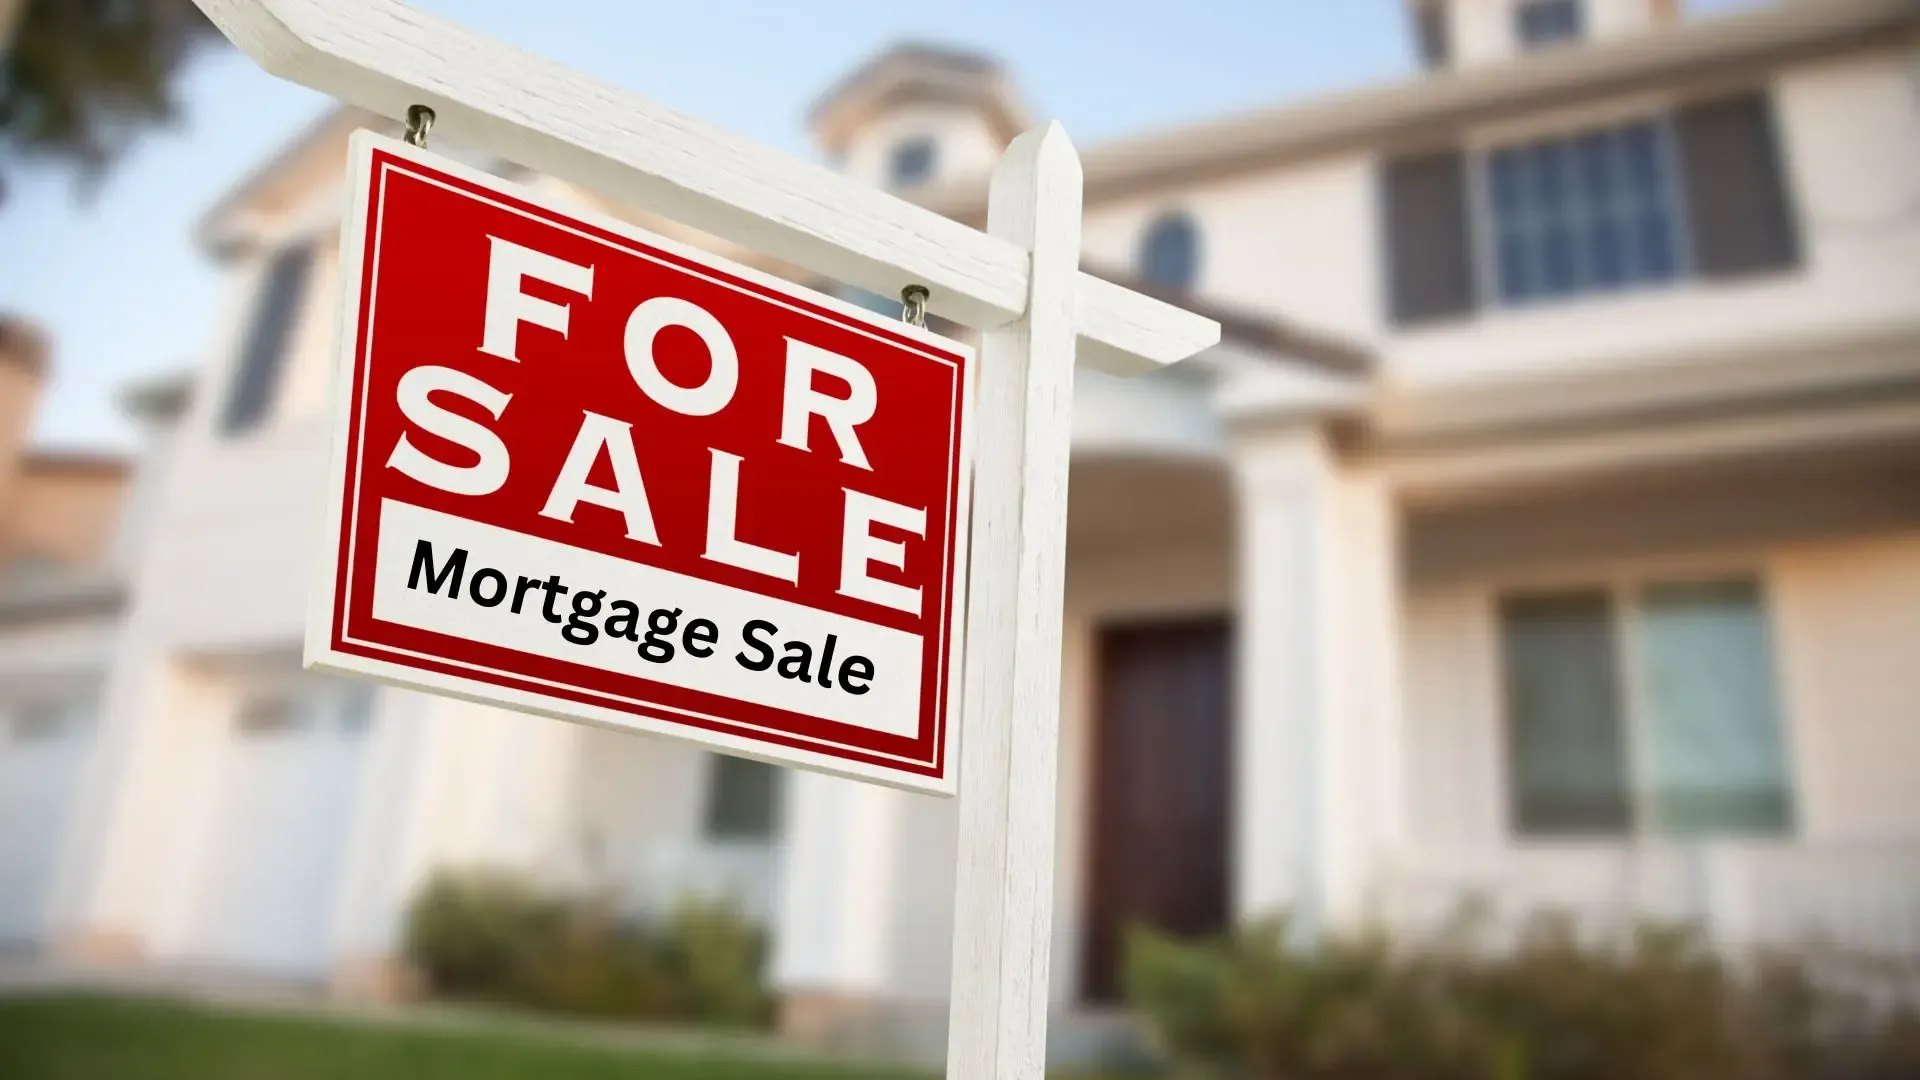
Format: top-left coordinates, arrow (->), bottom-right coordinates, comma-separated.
0,994 -> 934,1080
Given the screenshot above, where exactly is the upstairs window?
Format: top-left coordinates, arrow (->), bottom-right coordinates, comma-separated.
1486,120 -> 1686,305
219,242 -> 315,436
1516,0 -> 1585,49
888,137 -> 937,188
1500,577 -> 1794,839
1384,92 -> 1799,326
1138,212 -> 1201,292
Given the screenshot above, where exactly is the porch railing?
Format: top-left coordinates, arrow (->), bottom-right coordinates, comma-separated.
1378,841 -> 1920,964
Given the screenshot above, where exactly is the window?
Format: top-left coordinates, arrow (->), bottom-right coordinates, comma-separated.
1516,0 -> 1584,49
220,242 -> 315,435
235,693 -> 305,735
1414,3 -> 1452,69
1382,91 -> 1799,326
7,701 -> 75,743
1138,212 -> 1200,292
1486,121 -> 1686,305
1500,577 -> 1793,839
1501,592 -> 1632,833
704,754 -> 782,841
888,137 -> 937,188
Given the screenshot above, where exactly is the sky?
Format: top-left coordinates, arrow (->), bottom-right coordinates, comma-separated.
0,0 -> 1768,451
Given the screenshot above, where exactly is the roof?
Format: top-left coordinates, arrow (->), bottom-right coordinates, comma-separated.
915,0 -> 1920,213
17,450 -> 131,480
0,571 -> 126,626
0,317 -> 49,378
119,369 -> 195,424
807,41 -> 1029,155
196,105 -> 389,255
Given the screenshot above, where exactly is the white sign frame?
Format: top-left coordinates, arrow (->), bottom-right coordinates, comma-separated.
305,130 -> 978,795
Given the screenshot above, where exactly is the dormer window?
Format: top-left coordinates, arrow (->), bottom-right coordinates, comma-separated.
1516,0 -> 1585,49
1139,212 -> 1201,292
888,137 -> 937,188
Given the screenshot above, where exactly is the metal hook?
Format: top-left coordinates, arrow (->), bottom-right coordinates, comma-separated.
900,284 -> 930,328
404,105 -> 436,149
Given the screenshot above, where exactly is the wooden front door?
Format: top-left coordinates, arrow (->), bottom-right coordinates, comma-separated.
1081,617 -> 1232,1002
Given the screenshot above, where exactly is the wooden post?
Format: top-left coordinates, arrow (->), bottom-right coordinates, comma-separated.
946,122 -> 1083,1080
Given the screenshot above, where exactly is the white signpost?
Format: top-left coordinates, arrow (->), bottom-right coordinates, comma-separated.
194,1 -> 1218,1075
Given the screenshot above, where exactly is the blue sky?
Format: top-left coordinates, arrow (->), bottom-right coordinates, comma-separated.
0,0 -> 1765,450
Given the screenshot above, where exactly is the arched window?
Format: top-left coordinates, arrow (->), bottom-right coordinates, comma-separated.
1138,212 -> 1200,291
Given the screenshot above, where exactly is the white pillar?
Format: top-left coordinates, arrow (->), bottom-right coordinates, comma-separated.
1231,422 -> 1403,932
771,771 -> 902,1000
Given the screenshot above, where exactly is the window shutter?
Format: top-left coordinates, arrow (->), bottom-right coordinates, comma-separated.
220,242 -> 315,435
1383,150 -> 1477,326
1414,4 -> 1451,69
1676,92 -> 1801,279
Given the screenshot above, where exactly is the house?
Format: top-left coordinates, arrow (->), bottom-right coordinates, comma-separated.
14,0 -> 1920,1065
0,318 -> 177,947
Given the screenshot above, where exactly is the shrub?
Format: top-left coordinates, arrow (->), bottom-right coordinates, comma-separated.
402,868 -> 771,1028
1125,911 -> 1920,1080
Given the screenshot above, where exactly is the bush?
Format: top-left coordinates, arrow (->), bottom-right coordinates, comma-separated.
403,868 -> 772,1028
1125,911 -> 1920,1080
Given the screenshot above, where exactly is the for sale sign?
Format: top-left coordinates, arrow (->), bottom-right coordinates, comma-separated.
307,132 -> 973,793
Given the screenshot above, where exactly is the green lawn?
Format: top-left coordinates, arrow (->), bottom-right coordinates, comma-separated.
0,994 -> 934,1080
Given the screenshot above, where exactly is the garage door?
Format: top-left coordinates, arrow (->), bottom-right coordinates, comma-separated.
0,695 -> 97,945
186,677 -> 373,975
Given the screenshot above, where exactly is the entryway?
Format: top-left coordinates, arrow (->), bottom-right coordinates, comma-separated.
1081,617 -> 1231,1002
183,674 -> 373,976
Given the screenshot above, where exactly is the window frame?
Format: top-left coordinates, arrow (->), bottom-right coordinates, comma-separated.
1493,565 -> 1799,845
1467,108 -> 1699,312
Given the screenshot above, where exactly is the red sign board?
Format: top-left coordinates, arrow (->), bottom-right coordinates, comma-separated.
308,132 -> 973,793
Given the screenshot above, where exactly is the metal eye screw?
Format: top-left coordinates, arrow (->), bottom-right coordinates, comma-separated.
900,284 -> 930,328
405,105 -> 436,148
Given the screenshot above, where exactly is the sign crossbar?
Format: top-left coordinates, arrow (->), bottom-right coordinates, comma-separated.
196,0 -> 1218,375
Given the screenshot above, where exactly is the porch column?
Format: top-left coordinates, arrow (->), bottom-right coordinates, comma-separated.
771,770 -> 904,1036
1231,422 -> 1404,932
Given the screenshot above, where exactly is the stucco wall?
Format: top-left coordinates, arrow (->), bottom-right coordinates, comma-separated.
1772,531 -> 1920,843
1080,153 -> 1382,342
839,103 -> 1005,191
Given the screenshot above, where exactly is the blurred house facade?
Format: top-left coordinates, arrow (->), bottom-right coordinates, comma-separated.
5,0 -> 1917,1063
0,319 -> 183,946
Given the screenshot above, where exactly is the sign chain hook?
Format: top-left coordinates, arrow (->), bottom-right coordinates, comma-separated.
900,285 -> 930,328
405,105 -> 436,148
